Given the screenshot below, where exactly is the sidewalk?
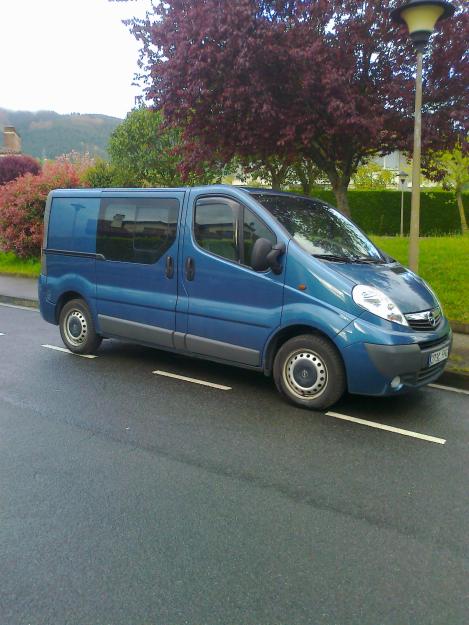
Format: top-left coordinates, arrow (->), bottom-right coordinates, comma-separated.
0,274 -> 38,307
0,274 -> 468,376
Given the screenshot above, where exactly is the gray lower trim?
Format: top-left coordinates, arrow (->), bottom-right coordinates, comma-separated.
173,331 -> 186,351
185,333 -> 260,366
99,315 -> 173,349
365,341 -> 452,378
365,343 -> 421,377
97,314 -> 260,366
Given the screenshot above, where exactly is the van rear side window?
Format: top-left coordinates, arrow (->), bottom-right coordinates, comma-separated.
97,197 -> 180,264
48,197 -> 99,253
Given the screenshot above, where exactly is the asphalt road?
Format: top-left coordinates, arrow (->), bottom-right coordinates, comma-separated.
1,303 -> 468,625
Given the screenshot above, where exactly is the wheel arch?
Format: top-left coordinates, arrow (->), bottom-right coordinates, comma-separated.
263,324 -> 345,377
55,290 -> 89,323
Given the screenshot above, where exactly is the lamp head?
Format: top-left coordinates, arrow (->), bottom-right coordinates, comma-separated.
391,1 -> 455,51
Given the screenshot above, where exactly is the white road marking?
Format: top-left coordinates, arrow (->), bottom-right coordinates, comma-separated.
41,344 -> 98,359
325,411 -> 446,445
0,332 -> 4,336
428,383 -> 469,396
153,370 -> 231,390
0,302 -> 38,312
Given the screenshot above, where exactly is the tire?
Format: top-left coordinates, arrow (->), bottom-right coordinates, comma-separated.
59,299 -> 102,355
273,334 -> 346,410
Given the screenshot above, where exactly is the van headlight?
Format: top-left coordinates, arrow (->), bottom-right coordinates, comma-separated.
352,285 -> 408,326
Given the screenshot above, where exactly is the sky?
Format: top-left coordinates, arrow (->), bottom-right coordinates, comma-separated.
1,0 -> 150,119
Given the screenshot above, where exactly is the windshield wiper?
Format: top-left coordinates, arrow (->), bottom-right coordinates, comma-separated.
350,256 -> 386,264
313,254 -> 353,263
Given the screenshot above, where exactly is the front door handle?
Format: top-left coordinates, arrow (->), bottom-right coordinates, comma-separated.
185,256 -> 195,281
165,255 -> 174,279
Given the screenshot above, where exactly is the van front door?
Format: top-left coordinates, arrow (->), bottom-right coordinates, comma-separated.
179,193 -> 285,367
95,192 -> 185,348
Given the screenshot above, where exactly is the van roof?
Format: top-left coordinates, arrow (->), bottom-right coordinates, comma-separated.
49,184 -> 317,203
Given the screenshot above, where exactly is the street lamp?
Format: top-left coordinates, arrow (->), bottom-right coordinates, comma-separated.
391,0 -> 455,272
398,170 -> 409,236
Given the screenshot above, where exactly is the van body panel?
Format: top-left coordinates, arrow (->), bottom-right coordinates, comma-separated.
94,191 -> 185,342
42,195 -> 100,321
178,189 -> 287,365
331,262 -> 436,313
281,242 -> 360,339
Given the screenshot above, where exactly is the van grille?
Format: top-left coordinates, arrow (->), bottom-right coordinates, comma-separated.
405,308 -> 442,331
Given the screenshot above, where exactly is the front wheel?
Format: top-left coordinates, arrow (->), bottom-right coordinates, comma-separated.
59,299 -> 102,355
273,334 -> 346,410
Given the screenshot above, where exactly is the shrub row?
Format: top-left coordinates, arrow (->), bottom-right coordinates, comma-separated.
308,189 -> 469,236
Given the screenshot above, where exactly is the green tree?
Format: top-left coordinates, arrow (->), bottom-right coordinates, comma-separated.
352,162 -> 395,190
429,141 -> 469,236
82,159 -> 139,188
108,108 -> 225,187
291,159 -> 325,196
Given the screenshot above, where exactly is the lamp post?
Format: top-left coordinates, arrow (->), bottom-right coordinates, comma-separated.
391,0 -> 455,272
398,170 -> 409,236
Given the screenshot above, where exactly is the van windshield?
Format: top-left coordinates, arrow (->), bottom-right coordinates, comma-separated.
252,193 -> 384,262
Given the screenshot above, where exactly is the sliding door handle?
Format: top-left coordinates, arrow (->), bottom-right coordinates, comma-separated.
165,255 -> 174,279
185,256 -> 195,281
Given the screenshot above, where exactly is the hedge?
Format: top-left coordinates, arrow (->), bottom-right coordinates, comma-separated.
300,189 -> 469,236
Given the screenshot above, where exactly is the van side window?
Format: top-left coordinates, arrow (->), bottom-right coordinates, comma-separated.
194,198 -> 239,262
194,196 -> 277,268
243,206 -> 276,268
134,202 -> 179,264
97,198 -> 179,263
48,197 -> 99,253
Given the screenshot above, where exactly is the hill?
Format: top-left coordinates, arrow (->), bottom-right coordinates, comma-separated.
0,108 -> 122,159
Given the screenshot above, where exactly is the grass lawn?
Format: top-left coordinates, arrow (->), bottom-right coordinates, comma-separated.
1,236 -> 468,323
372,236 -> 469,324
0,252 -> 41,278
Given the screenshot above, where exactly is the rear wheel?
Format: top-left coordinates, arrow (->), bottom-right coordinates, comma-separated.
59,299 -> 102,355
273,334 -> 346,410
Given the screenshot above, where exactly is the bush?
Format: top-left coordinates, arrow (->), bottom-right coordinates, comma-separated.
0,161 -> 86,258
0,155 -> 41,186
303,189 -> 469,236
82,159 -> 141,188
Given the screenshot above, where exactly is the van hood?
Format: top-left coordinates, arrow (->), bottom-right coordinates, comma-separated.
330,262 -> 437,313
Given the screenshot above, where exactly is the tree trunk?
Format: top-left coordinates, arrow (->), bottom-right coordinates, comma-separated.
270,170 -> 285,190
301,182 -> 312,195
331,180 -> 351,217
456,191 -> 468,235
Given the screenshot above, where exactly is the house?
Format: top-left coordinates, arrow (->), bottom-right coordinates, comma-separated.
0,126 -> 22,157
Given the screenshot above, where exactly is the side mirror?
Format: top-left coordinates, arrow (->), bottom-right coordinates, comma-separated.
251,238 -> 285,274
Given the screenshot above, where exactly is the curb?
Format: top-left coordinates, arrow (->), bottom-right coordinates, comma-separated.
0,294 -> 38,309
449,320 -> 469,335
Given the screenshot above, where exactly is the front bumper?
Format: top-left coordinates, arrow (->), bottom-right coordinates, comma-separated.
337,315 -> 452,396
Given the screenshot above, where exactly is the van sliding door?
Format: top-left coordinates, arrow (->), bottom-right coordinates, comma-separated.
95,192 -> 185,347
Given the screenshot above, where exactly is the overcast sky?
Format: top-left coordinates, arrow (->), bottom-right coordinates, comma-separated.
1,0 -> 150,119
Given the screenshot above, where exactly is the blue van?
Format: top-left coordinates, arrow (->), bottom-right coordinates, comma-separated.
39,186 -> 452,409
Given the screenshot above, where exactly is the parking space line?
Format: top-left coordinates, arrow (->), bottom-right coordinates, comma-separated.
325,411 -> 446,445
0,333 -> 4,336
428,383 -> 469,396
153,370 -> 232,390
41,344 -> 98,359
0,302 -> 38,312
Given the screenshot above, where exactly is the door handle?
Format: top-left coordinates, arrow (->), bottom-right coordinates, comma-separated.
185,256 -> 195,281
165,255 -> 174,279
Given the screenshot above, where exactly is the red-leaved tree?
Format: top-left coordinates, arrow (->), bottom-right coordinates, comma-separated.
0,155 -> 41,186
128,0 -> 468,215
0,161 -> 86,258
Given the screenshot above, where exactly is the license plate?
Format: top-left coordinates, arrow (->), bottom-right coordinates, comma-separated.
428,346 -> 449,366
